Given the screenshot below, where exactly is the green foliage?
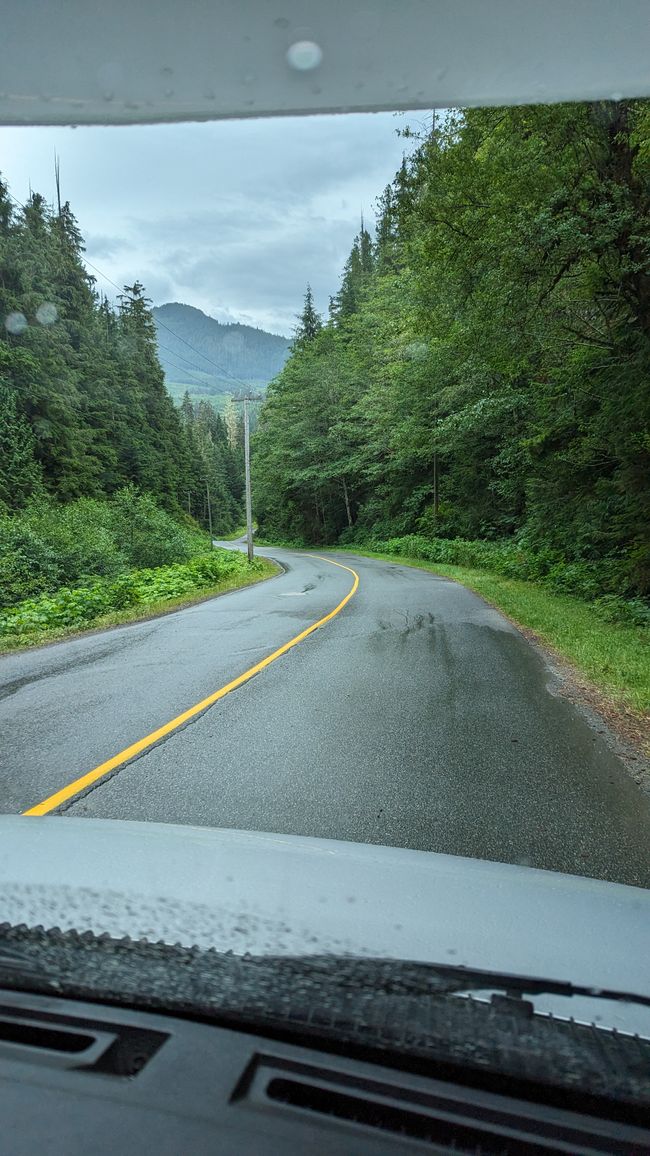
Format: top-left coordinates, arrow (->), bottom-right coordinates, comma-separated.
109,485 -> 201,569
0,548 -> 266,639
0,489 -> 211,607
0,519 -> 63,604
21,497 -> 126,584
254,100 -> 650,609
0,183 -> 244,534
0,379 -> 41,510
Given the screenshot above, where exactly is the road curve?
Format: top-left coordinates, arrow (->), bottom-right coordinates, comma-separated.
1,545 -> 649,886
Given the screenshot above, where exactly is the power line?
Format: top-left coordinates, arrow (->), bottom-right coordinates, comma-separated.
78,252 -> 247,388
153,315 -> 250,392
5,186 -> 252,392
155,339 -> 216,380
155,348 -> 212,387
154,335 -> 239,385
80,254 -> 251,390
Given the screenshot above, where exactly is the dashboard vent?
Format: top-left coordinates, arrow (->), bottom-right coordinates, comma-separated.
236,1055 -> 641,1155
266,1075 -> 549,1153
0,1006 -> 167,1077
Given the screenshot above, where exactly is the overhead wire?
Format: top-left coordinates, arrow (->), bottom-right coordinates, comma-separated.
4,186 -> 254,393
81,255 -> 251,390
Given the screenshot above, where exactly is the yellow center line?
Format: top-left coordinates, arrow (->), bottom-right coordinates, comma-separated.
22,554 -> 359,817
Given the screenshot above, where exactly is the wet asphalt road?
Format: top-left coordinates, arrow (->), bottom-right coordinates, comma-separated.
1,546 -> 649,886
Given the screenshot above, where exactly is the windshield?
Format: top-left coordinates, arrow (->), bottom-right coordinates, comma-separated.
1,83 -> 649,1100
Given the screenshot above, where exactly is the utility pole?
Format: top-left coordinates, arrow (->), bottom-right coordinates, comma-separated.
235,394 -> 264,563
205,479 -> 213,546
243,398 -> 253,563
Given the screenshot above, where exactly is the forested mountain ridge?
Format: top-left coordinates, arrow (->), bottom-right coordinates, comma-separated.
153,302 -> 291,396
0,180 -> 244,535
253,101 -> 650,601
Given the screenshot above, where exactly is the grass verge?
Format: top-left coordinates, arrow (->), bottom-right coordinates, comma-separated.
0,557 -> 279,653
331,547 -> 650,727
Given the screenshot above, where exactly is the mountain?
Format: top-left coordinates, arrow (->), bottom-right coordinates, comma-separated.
153,303 -> 291,407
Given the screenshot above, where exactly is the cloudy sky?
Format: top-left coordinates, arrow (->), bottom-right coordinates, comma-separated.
0,113 -> 423,336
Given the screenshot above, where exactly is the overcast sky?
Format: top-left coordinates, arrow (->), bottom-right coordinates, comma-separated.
0,113 -> 423,336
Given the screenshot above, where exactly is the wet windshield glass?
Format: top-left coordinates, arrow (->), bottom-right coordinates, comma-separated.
0,102 -> 648,975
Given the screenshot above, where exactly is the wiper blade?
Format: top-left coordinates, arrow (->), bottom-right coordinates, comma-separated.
394,959 -> 650,1010
0,924 -> 647,1010
0,949 -> 48,981
1,923 -> 650,1113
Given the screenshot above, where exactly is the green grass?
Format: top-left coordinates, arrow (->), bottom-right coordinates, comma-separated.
317,545 -> 650,720
0,557 -> 279,653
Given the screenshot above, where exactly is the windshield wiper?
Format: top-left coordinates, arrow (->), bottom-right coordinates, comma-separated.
374,958 -> 650,1010
1,923 -> 650,1113
0,924 -> 648,1010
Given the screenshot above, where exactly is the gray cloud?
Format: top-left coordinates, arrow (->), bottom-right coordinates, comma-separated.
0,111 -> 421,335
84,232 -> 133,259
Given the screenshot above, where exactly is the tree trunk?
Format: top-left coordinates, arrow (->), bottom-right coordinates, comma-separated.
341,476 -> 353,527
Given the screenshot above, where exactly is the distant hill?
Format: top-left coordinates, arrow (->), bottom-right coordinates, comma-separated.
153,303 -> 291,406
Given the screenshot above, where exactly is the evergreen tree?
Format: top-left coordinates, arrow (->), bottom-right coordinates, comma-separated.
293,284 -> 322,346
254,99 -> 650,595
0,380 -> 41,510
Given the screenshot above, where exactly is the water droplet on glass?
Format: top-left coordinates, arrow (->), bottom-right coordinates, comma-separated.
36,302 -> 58,326
274,16 -> 289,28
404,341 -> 428,361
4,311 -> 28,335
286,40 -> 323,71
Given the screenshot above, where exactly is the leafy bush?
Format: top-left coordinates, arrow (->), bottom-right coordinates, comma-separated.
0,549 -> 264,639
109,486 -> 205,570
0,520 -> 63,604
22,497 -> 126,584
0,487 -> 211,608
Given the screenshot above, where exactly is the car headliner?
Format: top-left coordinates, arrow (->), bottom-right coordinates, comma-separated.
2,0 -> 649,127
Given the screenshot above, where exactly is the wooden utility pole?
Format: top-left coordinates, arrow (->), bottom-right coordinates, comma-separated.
234,394 -> 263,563
243,398 -> 254,563
205,480 -> 213,545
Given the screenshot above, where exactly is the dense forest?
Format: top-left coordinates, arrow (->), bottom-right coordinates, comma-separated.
0,182 -> 244,524
0,180 -> 246,607
254,101 -> 650,604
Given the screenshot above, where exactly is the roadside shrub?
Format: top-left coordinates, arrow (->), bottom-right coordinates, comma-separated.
0,487 -> 211,609
109,486 -> 207,569
592,595 -> 650,629
0,548 -> 263,639
0,520 -> 63,605
22,497 -> 125,584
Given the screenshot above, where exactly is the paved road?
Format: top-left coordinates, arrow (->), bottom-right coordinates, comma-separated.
1,546 -> 649,886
